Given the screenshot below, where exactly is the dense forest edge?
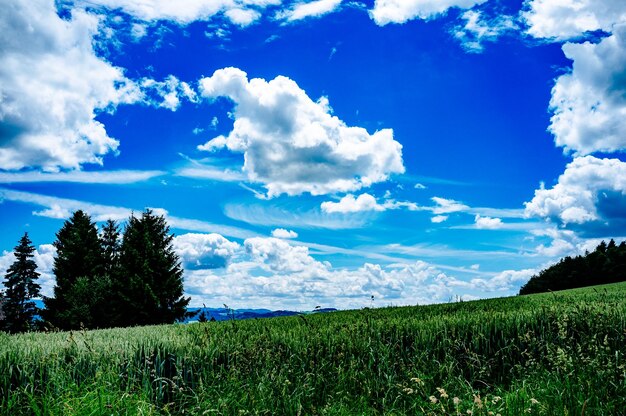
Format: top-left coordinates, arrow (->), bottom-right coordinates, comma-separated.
519,239 -> 626,295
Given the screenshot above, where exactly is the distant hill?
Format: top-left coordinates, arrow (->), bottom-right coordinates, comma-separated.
184,307 -> 337,322
28,300 -> 337,324
519,239 -> 626,295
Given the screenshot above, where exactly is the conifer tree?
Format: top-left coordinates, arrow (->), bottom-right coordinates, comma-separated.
43,210 -> 104,329
2,233 -> 41,333
117,210 -> 189,326
100,219 -> 120,277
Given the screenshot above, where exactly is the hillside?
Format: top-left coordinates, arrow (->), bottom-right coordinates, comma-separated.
2,283 -> 626,415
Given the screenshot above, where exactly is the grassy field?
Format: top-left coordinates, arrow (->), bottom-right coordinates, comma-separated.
1,283 -> 625,415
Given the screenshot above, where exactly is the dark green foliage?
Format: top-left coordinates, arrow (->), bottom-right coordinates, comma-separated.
42,210 -> 106,330
519,239 -> 626,295
100,219 -> 120,278
42,210 -> 188,330
1,233 -> 41,333
116,209 -> 189,327
197,310 -> 208,323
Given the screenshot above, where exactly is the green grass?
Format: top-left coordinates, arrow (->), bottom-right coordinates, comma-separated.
2,283 -> 626,415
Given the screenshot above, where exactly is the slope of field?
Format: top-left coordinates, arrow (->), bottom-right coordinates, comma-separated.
2,283 -> 625,415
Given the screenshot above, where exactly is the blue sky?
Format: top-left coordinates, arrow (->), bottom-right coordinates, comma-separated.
1,0 -> 626,310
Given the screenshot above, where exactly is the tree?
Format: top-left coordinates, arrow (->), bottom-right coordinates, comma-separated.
43,210 -> 105,330
117,210 -> 189,326
2,233 -> 41,333
100,219 -> 121,277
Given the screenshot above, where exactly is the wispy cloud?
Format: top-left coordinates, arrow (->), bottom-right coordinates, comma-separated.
0,170 -> 165,184
0,188 -> 256,239
224,203 -> 372,229
175,167 -> 246,182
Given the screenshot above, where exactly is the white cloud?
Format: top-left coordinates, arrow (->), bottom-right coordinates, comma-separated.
277,0 -> 343,22
431,197 -> 470,214
474,214 -> 503,229
522,0 -> 626,40
184,236 -> 535,309
414,183 -> 427,189
0,0 -> 141,171
224,203 -> 370,229
224,8 -> 262,26
525,156 -> 626,226
369,0 -> 488,25
130,23 -> 148,40
175,167 -> 246,182
198,67 -> 404,197
0,170 -> 164,184
452,10 -> 517,53
173,233 -> 240,269
271,228 -> 298,238
320,193 -> 419,214
534,237 -> 576,258
548,25 -> 626,155
321,193 -> 386,213
469,268 -> 535,292
245,237 -> 322,273
141,75 -> 198,111
74,0 -> 282,26
431,215 -> 449,223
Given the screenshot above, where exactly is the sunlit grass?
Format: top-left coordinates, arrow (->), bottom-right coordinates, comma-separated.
2,283 -> 625,415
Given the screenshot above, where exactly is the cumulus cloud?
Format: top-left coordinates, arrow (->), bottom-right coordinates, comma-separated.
245,237 -> 322,273
224,8 -> 262,27
73,0 -> 282,26
277,0 -> 343,22
548,25 -> 626,155
474,214 -> 503,229
271,228 -> 298,238
183,235 -> 535,309
525,156 -> 626,229
522,0 -> 626,40
0,0 -> 141,171
197,68 -> 404,197
320,193 -> 419,214
141,75 -> 198,111
321,193 -> 386,214
452,10 -> 517,53
173,233 -> 240,269
369,0 -> 488,25
431,215 -> 449,223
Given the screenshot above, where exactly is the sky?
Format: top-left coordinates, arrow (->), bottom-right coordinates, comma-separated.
1,0 -> 626,311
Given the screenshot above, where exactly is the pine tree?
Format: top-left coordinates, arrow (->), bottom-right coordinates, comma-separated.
100,219 -> 120,277
117,210 -> 189,326
2,233 -> 41,333
43,210 -> 105,330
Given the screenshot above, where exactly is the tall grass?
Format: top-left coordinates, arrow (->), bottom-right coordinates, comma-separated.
1,283 -> 625,415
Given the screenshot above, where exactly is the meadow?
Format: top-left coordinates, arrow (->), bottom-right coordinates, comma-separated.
1,283 -> 625,415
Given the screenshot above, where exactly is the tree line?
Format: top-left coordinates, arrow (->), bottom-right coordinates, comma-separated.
0,210 -> 190,333
519,239 -> 626,295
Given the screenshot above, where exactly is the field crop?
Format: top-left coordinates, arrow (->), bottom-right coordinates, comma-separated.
1,283 -> 625,415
